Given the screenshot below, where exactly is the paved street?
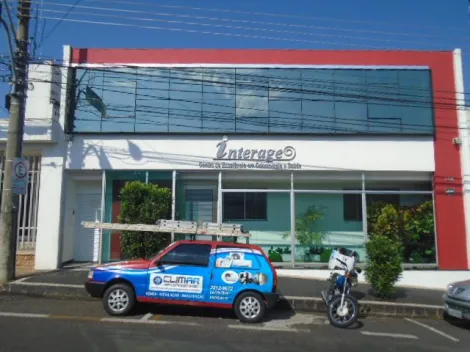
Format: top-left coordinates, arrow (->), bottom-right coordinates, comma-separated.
0,294 -> 468,351
16,265 -> 446,305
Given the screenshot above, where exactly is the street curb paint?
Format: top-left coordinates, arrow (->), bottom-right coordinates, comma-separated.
0,283 -> 445,319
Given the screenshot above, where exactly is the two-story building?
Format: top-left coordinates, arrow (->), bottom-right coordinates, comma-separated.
4,46 -> 470,273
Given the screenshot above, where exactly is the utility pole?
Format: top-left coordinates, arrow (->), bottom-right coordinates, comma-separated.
0,0 -> 31,284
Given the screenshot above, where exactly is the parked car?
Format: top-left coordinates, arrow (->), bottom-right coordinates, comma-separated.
443,279 -> 470,321
84,240 -> 280,323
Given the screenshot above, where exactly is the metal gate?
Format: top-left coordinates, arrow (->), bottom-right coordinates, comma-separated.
0,155 -> 41,250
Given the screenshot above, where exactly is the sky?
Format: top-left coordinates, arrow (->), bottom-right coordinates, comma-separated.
1,0 -> 470,118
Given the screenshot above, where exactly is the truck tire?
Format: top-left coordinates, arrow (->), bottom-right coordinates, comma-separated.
234,291 -> 266,324
103,283 -> 136,316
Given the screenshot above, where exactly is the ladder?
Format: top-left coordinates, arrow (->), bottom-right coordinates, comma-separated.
82,219 -> 251,239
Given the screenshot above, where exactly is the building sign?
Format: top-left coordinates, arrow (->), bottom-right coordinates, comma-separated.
199,136 -> 301,170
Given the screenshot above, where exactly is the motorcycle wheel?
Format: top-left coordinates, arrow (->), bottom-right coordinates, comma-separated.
326,293 -> 359,329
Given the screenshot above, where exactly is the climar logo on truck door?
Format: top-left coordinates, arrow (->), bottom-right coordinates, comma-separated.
149,273 -> 203,293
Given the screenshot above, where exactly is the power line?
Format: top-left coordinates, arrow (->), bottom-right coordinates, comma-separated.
18,0 -> 470,43
36,6 -> 470,52
41,0 -> 83,39
80,0 -> 470,32
37,15 -> 467,54
7,54 -> 469,104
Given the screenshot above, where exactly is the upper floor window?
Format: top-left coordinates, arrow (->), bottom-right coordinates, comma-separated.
70,67 -> 434,135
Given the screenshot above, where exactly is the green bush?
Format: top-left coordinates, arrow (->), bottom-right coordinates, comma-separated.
118,181 -> 172,259
364,234 -> 404,298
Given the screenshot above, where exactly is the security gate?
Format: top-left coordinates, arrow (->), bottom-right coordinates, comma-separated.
0,155 -> 42,250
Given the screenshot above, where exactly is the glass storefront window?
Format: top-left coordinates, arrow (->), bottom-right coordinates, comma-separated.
365,193 -> 436,264
70,67 -> 434,135
293,193 -> 365,265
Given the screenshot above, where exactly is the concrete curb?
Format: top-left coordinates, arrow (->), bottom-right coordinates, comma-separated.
0,283 -> 445,319
283,296 -> 444,319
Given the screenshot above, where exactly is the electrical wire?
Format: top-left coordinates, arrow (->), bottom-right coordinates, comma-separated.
16,0 -> 470,45
35,7 -> 470,52
79,0 -> 470,32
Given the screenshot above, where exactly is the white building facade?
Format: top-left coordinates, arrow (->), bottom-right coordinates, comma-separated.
3,46 -> 470,273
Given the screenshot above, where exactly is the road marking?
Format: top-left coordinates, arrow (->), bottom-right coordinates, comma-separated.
8,281 -> 83,288
360,331 -> 418,339
0,312 -> 49,318
152,314 -> 162,321
404,318 -> 460,343
49,315 -> 101,321
227,324 -> 302,333
141,313 -> 153,321
100,317 -> 200,326
0,311 -> 199,326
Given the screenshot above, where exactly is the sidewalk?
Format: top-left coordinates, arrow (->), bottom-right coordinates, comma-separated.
0,265 -> 446,319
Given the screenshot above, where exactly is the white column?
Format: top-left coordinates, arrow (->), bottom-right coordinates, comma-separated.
361,173 -> 368,242
290,172 -> 295,268
34,45 -> 71,270
217,171 -> 222,242
171,170 -> 176,242
453,49 -> 470,269
97,170 -> 106,264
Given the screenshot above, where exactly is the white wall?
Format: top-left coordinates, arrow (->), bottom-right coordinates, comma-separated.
453,49 -> 470,269
33,51 -> 70,270
0,63 -> 61,143
61,177 -> 76,263
277,269 -> 469,291
66,135 -> 435,172
34,145 -> 66,269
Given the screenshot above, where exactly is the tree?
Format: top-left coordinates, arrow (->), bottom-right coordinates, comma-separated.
118,181 -> 172,259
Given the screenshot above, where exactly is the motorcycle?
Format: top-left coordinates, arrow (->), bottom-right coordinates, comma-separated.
320,248 -> 362,328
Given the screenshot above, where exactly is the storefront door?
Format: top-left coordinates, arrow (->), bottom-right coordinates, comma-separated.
185,188 -> 214,240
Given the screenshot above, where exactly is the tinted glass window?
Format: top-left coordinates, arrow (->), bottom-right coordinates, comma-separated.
159,243 -> 211,267
71,67 -> 434,135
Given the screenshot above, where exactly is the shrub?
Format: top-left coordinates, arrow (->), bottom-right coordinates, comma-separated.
364,234 -> 404,298
372,204 -> 402,243
118,180 -> 172,259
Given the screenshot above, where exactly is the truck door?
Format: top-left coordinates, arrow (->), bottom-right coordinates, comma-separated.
146,243 -> 213,303
208,245 -> 262,305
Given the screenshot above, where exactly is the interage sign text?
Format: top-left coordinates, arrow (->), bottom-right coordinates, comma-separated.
199,136 -> 302,170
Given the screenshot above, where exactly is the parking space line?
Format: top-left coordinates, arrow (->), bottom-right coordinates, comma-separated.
0,312 -> 49,318
227,324 -> 302,333
141,313 -> 153,321
404,318 -> 460,343
49,315 -> 101,322
360,331 -> 418,340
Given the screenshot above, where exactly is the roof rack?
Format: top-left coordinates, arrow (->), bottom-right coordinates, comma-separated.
81,219 -> 251,238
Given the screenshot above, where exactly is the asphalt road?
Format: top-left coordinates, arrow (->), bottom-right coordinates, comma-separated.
0,294 -> 468,352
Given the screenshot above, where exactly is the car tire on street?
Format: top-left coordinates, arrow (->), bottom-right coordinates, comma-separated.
234,291 -> 266,324
103,283 -> 136,316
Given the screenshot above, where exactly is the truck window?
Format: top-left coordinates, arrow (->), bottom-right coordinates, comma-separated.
159,243 -> 211,267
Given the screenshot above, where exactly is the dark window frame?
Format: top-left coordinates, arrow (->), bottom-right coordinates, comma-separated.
223,192 -> 268,221
343,190 -> 400,222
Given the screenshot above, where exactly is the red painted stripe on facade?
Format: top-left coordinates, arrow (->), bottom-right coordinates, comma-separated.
70,48 -> 467,269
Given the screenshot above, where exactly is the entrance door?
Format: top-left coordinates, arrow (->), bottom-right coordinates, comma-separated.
185,188 -> 214,240
74,194 -> 101,262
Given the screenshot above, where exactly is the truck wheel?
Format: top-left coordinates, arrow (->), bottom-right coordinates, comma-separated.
103,283 -> 136,316
234,291 -> 266,323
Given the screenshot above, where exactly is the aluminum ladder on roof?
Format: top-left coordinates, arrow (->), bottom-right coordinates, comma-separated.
81,219 -> 251,240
